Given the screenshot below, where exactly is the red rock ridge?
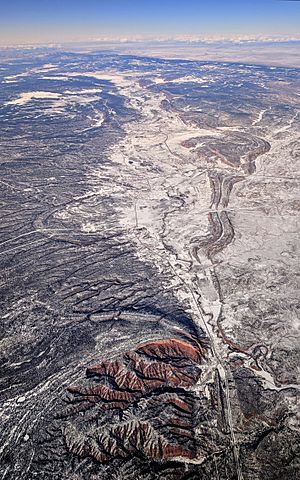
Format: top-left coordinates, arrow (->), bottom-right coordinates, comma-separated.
62,336 -> 208,463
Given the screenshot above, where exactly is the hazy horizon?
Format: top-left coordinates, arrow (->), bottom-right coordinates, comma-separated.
0,0 -> 300,46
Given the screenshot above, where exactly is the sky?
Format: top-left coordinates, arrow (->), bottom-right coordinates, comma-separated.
0,0 -> 299,45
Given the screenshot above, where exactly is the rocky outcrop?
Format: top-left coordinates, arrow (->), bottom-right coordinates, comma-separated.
60,337 -> 208,463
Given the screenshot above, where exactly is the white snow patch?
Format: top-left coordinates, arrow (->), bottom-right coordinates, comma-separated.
252,109 -> 267,126
40,76 -> 69,81
5,91 -> 62,106
64,88 -> 102,95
